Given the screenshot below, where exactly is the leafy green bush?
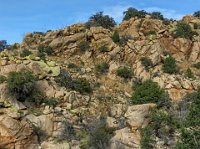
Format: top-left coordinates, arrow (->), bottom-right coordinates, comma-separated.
123,7 -> 148,20
140,57 -> 153,71
193,10 -> 200,18
68,63 -> 78,69
112,30 -> 120,43
20,49 -> 32,57
27,91 -> 45,106
194,23 -> 200,29
162,55 -> 179,74
55,69 -> 92,94
0,75 -> 7,83
0,40 -> 8,52
72,78 -> 92,94
140,109 -> 178,149
174,88 -> 200,149
193,62 -> 200,69
7,71 -> 36,102
86,12 -> 116,29
78,41 -> 90,52
55,69 -> 74,89
173,22 -> 198,39
98,45 -> 109,52
43,97 -> 58,107
116,66 -> 133,79
186,68 -> 195,79
119,35 -> 132,46
150,12 -> 164,20
175,128 -> 200,149
95,62 -> 109,74
38,45 -> 54,56
90,125 -> 115,149
132,80 -> 169,106
185,87 -> 200,127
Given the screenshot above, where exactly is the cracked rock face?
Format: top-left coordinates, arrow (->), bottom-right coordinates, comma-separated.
0,115 -> 39,149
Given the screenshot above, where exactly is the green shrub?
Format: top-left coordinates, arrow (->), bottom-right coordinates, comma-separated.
0,40 -> 8,52
68,63 -> 78,69
140,57 -> 153,71
20,49 -> 32,57
186,68 -> 195,79
57,121 -> 76,142
27,91 -> 45,106
185,87 -> 200,127
86,12 -> 116,29
55,69 -> 74,89
90,126 -> 115,149
7,71 -> 36,102
193,62 -> 200,69
37,51 -> 46,60
123,7 -> 148,20
163,19 -> 171,26
38,45 -> 53,56
194,23 -> 200,29
116,66 -> 133,79
193,10 -> 200,18
173,22 -> 198,39
112,30 -> 120,43
150,12 -> 164,20
98,45 -> 109,52
174,128 -> 200,149
132,80 -> 169,106
43,97 -> 58,107
55,69 -> 92,94
72,78 -> 92,94
78,41 -> 90,52
95,62 -> 109,74
0,75 -> 7,83
119,35 -> 132,46
162,55 -> 179,74
140,109 -> 178,149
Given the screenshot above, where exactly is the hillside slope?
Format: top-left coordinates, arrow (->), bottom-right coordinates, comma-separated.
0,14 -> 200,149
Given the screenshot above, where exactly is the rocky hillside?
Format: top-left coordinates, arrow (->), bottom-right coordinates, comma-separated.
0,14 -> 200,149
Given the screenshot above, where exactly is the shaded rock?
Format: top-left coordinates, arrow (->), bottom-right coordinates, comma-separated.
41,141 -> 70,149
0,115 -> 39,149
109,127 -> 140,149
124,104 -> 156,129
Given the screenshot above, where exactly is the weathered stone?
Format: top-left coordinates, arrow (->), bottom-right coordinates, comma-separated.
0,115 -> 39,149
109,127 -> 140,149
124,104 -> 156,129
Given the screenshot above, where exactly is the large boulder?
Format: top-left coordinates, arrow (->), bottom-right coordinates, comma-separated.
0,115 -> 39,149
109,127 -> 140,149
124,104 -> 156,129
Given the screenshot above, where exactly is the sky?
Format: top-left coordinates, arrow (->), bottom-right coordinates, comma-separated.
0,0 -> 199,44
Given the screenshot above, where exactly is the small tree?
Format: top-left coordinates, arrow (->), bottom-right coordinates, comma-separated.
123,7 -> 148,21
150,12 -> 164,20
173,22 -> 198,39
193,10 -> 200,18
112,30 -> 120,43
20,49 -> 32,57
132,80 -> 169,106
95,62 -> 109,74
7,71 -> 36,102
186,68 -> 195,79
78,41 -> 90,52
162,55 -> 179,74
116,66 -> 133,79
86,12 -> 116,29
0,40 -> 8,51
140,57 -> 153,71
